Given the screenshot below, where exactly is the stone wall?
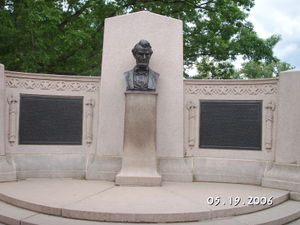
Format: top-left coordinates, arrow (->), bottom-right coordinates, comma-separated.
159,78 -> 279,184
3,69 -> 100,179
1,66 -> 300,193
1,11 -> 299,194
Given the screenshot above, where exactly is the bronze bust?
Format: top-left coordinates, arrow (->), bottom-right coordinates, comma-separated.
124,40 -> 159,91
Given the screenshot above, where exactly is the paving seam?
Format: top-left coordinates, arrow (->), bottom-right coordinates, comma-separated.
60,184 -> 213,223
0,183 -> 115,217
161,184 -> 214,220
60,185 -> 115,208
0,200 -> 39,225
19,212 -> 40,225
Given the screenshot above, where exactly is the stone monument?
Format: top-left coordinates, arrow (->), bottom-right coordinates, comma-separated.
116,40 -> 161,186
91,11 -> 184,181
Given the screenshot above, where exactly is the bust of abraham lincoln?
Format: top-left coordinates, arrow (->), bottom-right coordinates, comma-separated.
124,40 -> 159,91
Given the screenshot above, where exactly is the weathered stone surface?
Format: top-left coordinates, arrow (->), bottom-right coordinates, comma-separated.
0,179 -> 290,223
0,156 -> 16,182
262,163 -> 300,192
116,92 -> 161,186
193,157 -> 267,184
13,154 -> 86,179
158,158 -> 193,182
86,155 -> 121,181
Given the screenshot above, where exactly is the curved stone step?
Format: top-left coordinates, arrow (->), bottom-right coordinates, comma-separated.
0,179 -> 290,223
288,218 -> 300,225
1,200 -> 300,225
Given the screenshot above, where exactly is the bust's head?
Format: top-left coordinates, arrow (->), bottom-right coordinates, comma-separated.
132,40 -> 153,67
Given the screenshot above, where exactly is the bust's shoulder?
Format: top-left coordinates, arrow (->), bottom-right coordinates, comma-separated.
149,68 -> 160,78
124,69 -> 134,77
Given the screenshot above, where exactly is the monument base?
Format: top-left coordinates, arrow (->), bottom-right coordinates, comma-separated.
115,92 -> 161,186
116,173 -> 161,186
0,156 -> 16,182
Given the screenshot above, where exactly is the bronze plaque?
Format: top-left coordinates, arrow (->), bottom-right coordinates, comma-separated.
200,100 -> 262,150
19,95 -> 83,145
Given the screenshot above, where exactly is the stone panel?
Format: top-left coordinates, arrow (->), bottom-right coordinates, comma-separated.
86,156 -> 122,181
262,163 -> 300,193
14,154 -> 86,179
158,158 -> 193,182
184,79 -> 278,161
193,157 -> 267,185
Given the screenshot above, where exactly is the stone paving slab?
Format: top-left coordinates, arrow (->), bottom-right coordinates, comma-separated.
163,182 -> 289,218
21,213 -> 245,225
0,201 -> 38,225
235,201 -> 300,225
0,178 -> 114,215
1,198 -> 300,225
2,201 -> 298,225
0,179 -> 290,223
288,218 -> 300,225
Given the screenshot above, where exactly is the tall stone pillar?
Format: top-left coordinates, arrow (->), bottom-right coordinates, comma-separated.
262,70 -> 300,192
87,11 -> 188,181
116,92 -> 161,186
0,64 -> 16,181
97,11 -> 183,157
275,70 -> 300,164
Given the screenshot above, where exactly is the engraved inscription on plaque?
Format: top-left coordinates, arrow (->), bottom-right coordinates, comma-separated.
19,95 -> 83,145
200,100 -> 262,150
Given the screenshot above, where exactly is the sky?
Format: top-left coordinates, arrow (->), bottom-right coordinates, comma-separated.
249,0 -> 300,69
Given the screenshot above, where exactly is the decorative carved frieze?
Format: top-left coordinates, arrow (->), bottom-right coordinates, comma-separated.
186,101 -> 197,147
6,77 -> 99,92
185,84 -> 278,96
265,101 -> 276,150
86,99 -> 95,145
7,95 -> 18,146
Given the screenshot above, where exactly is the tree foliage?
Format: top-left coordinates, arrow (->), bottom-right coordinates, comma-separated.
237,61 -> 295,79
0,0 -> 287,77
0,0 -> 118,75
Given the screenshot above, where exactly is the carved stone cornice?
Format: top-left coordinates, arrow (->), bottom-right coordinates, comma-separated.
5,71 -> 100,93
184,79 -> 278,96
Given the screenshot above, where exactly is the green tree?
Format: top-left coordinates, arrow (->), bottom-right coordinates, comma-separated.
0,0 -> 118,75
237,61 -> 295,79
0,0 -> 282,77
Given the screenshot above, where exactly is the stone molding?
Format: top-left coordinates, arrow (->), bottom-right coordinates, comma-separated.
7,95 -> 18,146
265,101 -> 276,150
186,101 -> 197,149
5,71 -> 100,93
85,99 -> 95,145
184,79 -> 278,96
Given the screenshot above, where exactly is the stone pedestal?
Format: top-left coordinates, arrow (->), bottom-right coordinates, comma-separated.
116,92 -> 161,186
